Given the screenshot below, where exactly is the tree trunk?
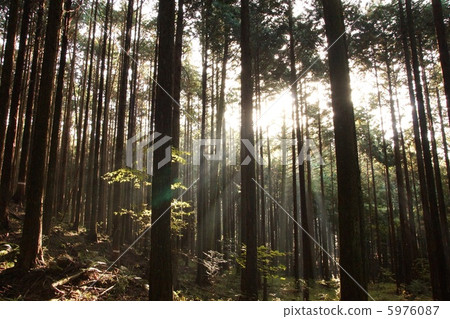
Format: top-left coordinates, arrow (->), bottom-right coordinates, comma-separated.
17,0 -> 63,270
240,0 -> 258,301
385,52 -> 413,285
0,0 -> 20,163
321,0 -> 368,300
43,0 -> 73,235
0,0 -> 33,232
431,0 -> 450,125
111,0 -> 133,255
405,0 -> 450,300
12,1 -> 45,205
149,0 -> 175,301
88,0 -> 112,242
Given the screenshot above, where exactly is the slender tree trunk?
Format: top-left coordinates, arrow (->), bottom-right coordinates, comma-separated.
0,0 -> 20,163
240,0 -> 258,301
57,11 -> 79,217
112,0 -> 133,256
43,0 -> 73,235
318,111 -> 330,281
436,90 -> 450,193
418,37 -> 449,249
88,0 -> 112,242
196,0 -> 212,286
12,1 -> 45,204
405,0 -> 450,300
431,0 -> 450,125
74,1 -> 98,231
98,9 -> 114,230
367,122 -> 382,272
386,52 -> 413,285
0,0 -> 33,232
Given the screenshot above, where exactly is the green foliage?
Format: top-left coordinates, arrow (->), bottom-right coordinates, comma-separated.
171,182 -> 187,191
102,168 -> 150,189
172,147 -> 189,165
171,199 -> 192,237
236,245 -> 286,280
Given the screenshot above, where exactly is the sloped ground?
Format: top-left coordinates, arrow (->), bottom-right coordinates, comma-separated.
0,204 -> 433,301
0,204 -> 148,300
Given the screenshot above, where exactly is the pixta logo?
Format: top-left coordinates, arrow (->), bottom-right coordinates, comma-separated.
127,131 -> 324,174
126,132 -> 172,175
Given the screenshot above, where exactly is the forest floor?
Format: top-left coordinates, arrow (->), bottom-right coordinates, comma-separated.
0,204 -> 433,301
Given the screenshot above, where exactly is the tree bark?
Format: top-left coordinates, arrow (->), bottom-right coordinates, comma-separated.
321,0 -> 368,300
149,0 -> 175,301
0,0 -> 20,163
17,0 -> 63,270
240,0 -> 258,301
431,0 -> 450,125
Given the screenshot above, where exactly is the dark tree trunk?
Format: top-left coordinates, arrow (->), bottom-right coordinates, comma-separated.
98,7 -> 114,230
431,0 -> 450,125
74,1 -> 98,231
57,12 -> 79,217
149,0 -> 175,301
43,0 -> 73,235
88,0 -> 112,242
288,0 -> 313,299
385,52 -> 413,285
111,0 -> 133,255
196,0 -> 212,286
321,0 -> 368,300
17,0 -> 63,270
418,37 -> 449,249
240,0 -> 258,301
0,0 -> 20,163
12,1 -> 45,205
436,90 -> 450,193
405,0 -> 450,300
0,0 -> 33,232
318,111 -> 330,281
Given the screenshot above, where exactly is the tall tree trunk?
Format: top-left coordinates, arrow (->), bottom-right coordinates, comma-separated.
88,0 -> 112,242
0,0 -> 20,163
288,0 -> 313,299
196,0 -> 212,286
57,11 -> 79,217
321,0 -> 368,300
98,8 -> 114,230
17,0 -> 63,270
0,0 -> 33,232
149,0 -> 175,301
405,0 -> 450,300
12,1 -> 45,204
436,90 -> 450,193
385,51 -> 413,285
431,0 -> 450,125
112,0 -> 133,255
418,37 -> 449,249
318,111 -> 330,281
290,107 -> 300,291
43,0 -> 73,235
74,1 -> 98,231
367,121 -> 382,274
240,0 -> 258,301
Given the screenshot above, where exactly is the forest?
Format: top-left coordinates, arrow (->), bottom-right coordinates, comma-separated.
0,0 -> 449,302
